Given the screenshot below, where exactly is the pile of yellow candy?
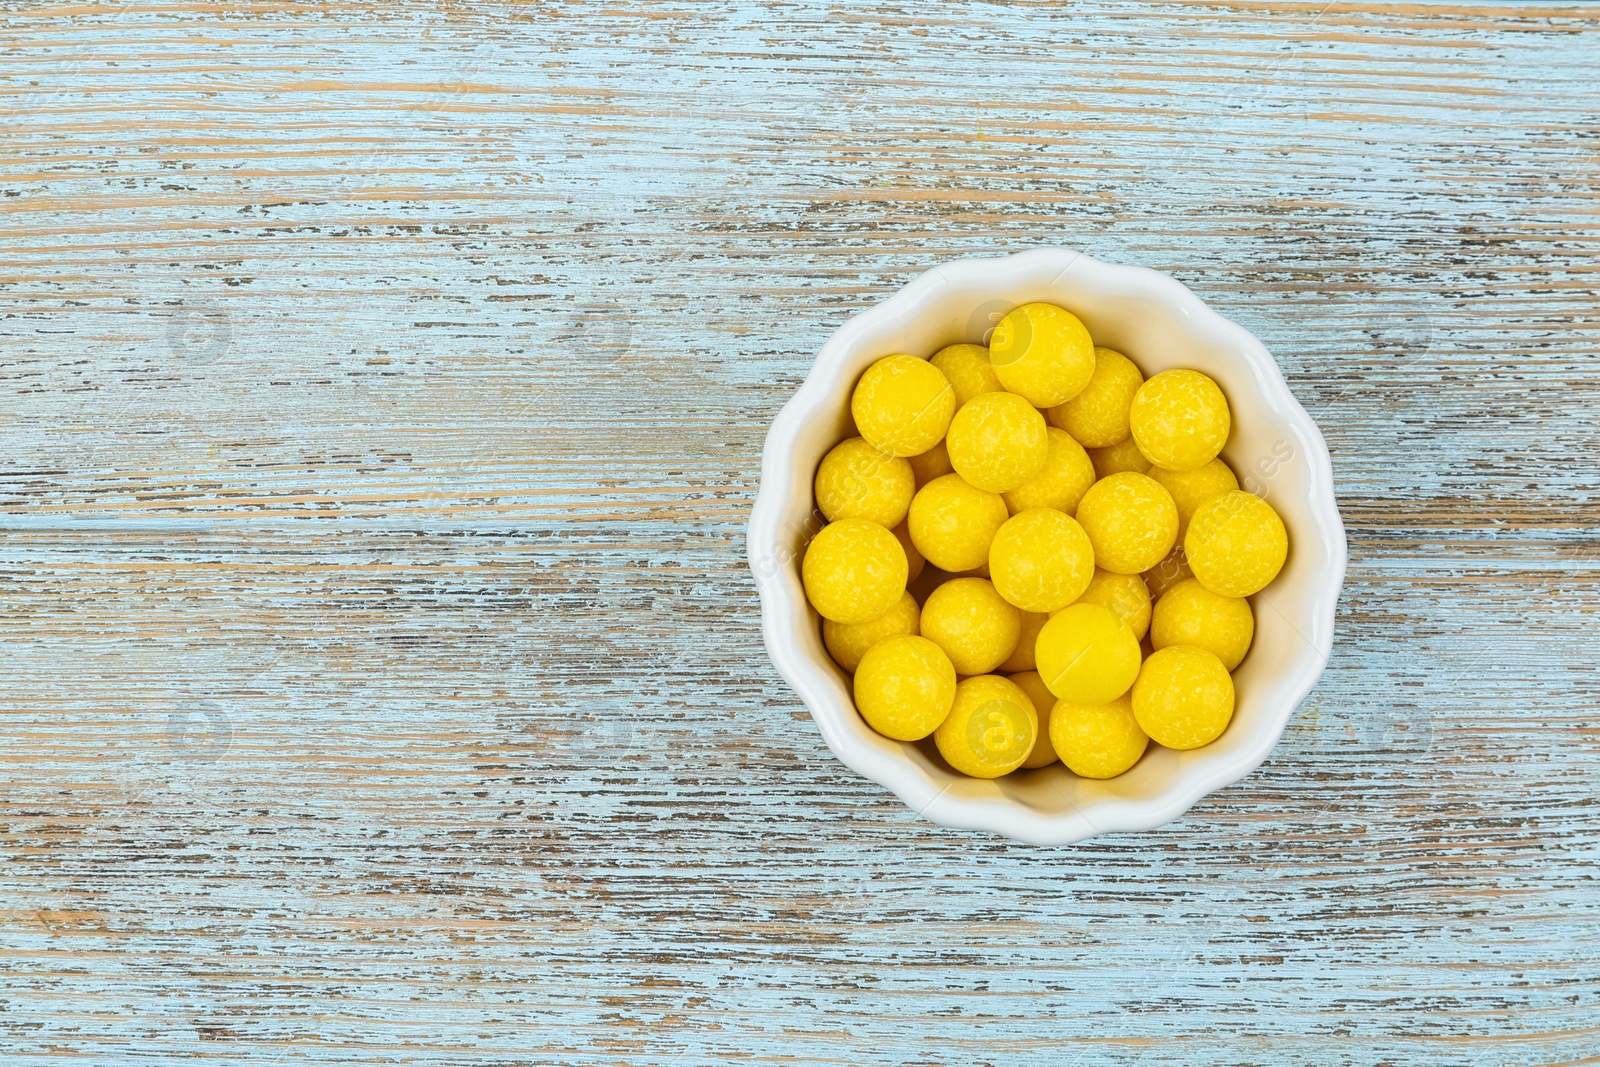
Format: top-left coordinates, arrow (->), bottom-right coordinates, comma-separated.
801,302 -> 1289,781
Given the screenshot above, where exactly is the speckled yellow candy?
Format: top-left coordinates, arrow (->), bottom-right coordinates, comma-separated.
1049,694 -> 1149,779
1185,490 -> 1289,597
890,521 -> 924,583
1129,369 -> 1231,472
1074,471 -> 1179,575
920,577 -> 1021,676
1088,436 -> 1151,480
1049,347 -> 1144,448
801,518 -> 907,624
1131,645 -> 1234,750
1070,568 -> 1153,641
998,610 -> 1049,673
814,436 -> 915,528
930,343 -> 1003,407
823,590 -> 920,673
934,674 -> 1037,778
945,390 -> 1048,493
854,634 -> 957,741
907,439 -> 954,486
987,302 -> 1095,407
1143,546 -> 1194,601
907,473 -> 1009,573
988,508 -> 1095,613
1150,578 -> 1254,671
1008,669 -> 1060,768
1035,602 -> 1142,704
1149,457 -> 1239,540
1003,428 -> 1096,515
850,353 -> 956,458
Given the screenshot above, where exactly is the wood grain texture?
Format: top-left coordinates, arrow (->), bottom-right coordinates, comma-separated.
1,1 -> 1597,1064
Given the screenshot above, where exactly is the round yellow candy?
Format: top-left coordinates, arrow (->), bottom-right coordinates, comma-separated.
934,674 -> 1037,778
1008,669 -> 1060,768
1143,546 -> 1193,601
1035,602 -> 1142,704
907,439 -> 953,487
1049,694 -> 1149,779
987,302 -> 1095,407
854,635 -> 957,741
1150,578 -> 1254,671
1070,568 -> 1152,642
988,508 -> 1095,613
850,354 -> 956,458
801,518 -> 907,624
919,577 -> 1021,676
823,590 -> 920,673
907,473 -> 1009,573
1149,457 -> 1239,540
1088,436 -> 1152,480
998,610 -> 1049,673
1003,428 -> 1096,515
890,521 -> 925,583
930,343 -> 1003,407
1129,369 -> 1231,472
1131,645 -> 1234,750
1074,472 -> 1179,575
945,391 -> 1048,493
1048,347 -> 1144,448
814,436 -> 915,528
1185,490 -> 1289,597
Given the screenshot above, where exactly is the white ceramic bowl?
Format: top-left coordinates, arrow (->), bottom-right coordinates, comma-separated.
747,248 -> 1346,845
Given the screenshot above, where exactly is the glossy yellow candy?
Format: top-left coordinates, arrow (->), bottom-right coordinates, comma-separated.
935,674 -> 1037,778
1149,457 -> 1239,540
1150,578 -> 1254,671
907,439 -> 954,486
1048,347 -> 1143,448
1035,602 -> 1142,704
945,391 -> 1048,493
1008,669 -> 1060,768
850,353 -> 956,458
814,436 -> 916,528
1129,369 -> 1231,472
1071,568 -> 1152,641
907,473 -> 1009,573
801,518 -> 907,624
1049,694 -> 1149,779
988,508 -> 1095,613
854,635 -> 957,741
1131,645 -> 1234,749
987,302 -> 1095,407
920,577 -> 1021,676
1185,490 -> 1289,597
890,521 -> 924,583
1087,436 -> 1151,480
823,590 -> 920,673
1143,546 -> 1194,601
1074,472 -> 1179,575
930,343 -> 1003,407
998,610 -> 1049,673
1003,428 -> 1096,515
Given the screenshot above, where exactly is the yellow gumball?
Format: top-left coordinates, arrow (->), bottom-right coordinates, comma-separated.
823,590 -> 920,673
1129,369 -> 1231,472
1008,670 -> 1060,768
1048,347 -> 1144,448
945,391 -> 1048,493
1075,472 -> 1179,575
987,302 -> 1095,407
854,635 -> 957,741
1003,428 -> 1096,515
1150,578 -> 1254,671
890,521 -> 924,583
930,343 -> 1003,407
1070,568 -> 1152,642
814,437 -> 915,528
998,610 -> 1049,673
1149,458 -> 1239,540
935,674 -> 1037,778
1131,645 -> 1234,750
801,518 -> 907,624
850,354 -> 956,458
988,508 -> 1095,613
920,577 -> 1021,676
907,473 -> 1009,573
1088,436 -> 1151,480
1143,546 -> 1193,601
1049,694 -> 1149,779
1035,602 -> 1142,705
1185,490 -> 1289,597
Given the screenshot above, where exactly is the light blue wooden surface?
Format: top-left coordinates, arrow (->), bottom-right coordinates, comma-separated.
1,2 -> 1597,1064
